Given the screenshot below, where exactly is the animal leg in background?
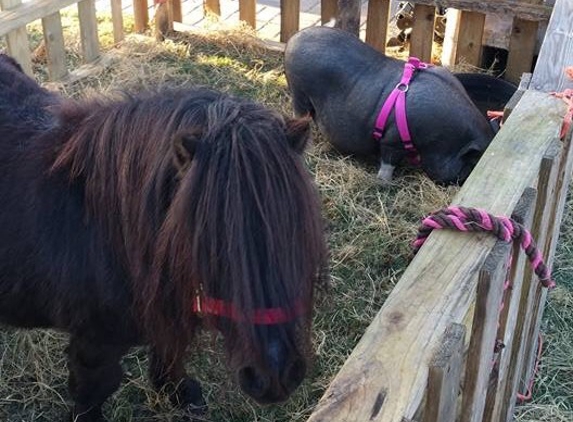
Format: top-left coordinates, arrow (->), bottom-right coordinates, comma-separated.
149,348 -> 207,416
66,337 -> 129,422
377,160 -> 395,184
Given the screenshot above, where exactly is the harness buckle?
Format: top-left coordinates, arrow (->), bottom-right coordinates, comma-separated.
395,82 -> 409,93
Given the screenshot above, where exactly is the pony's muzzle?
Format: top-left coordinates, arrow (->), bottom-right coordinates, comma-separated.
237,354 -> 307,404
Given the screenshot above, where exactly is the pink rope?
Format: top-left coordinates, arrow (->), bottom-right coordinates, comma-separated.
412,206 -> 555,289
414,206 -> 554,403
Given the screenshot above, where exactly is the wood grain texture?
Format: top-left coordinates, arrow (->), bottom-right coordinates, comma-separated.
171,0 -> 182,22
306,90 -> 566,422
77,0 -> 99,62
530,0 -> 573,92
408,0 -> 552,21
506,18 -> 539,85
460,242 -> 510,422
239,0 -> 256,28
365,0 -> 390,53
110,0 -> 124,43
133,0 -> 149,32
0,0 -> 33,76
41,11 -> 68,80
454,11 -> 485,67
280,0 -> 299,43
409,5 -> 434,63
0,0 -> 78,37
423,324 -> 465,422
482,188 -> 536,422
204,0 -> 221,15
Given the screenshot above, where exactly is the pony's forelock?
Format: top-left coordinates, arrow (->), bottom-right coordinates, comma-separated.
51,87 -> 327,365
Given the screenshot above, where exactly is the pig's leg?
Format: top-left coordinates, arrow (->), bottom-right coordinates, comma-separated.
376,160 -> 395,184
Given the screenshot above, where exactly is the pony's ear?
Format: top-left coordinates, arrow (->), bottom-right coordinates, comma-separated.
285,117 -> 312,154
173,131 -> 201,175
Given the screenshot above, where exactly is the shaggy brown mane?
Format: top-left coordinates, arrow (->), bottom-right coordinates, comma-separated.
51,87 -> 328,361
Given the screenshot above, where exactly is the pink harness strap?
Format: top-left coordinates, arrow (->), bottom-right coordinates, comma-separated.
373,57 -> 430,166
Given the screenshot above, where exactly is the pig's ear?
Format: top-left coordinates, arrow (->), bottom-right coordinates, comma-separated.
285,116 -> 312,154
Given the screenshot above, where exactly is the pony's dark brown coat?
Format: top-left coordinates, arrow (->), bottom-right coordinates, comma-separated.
0,53 -> 327,421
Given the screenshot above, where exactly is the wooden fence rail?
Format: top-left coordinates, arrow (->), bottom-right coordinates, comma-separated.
0,0 -> 125,80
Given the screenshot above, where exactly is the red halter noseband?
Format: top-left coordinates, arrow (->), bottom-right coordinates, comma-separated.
192,290 -> 306,325
373,57 -> 430,166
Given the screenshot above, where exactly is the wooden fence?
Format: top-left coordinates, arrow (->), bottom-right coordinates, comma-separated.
1,1 -> 555,83
147,0 -> 554,83
306,0 -> 573,421
0,0 -> 125,80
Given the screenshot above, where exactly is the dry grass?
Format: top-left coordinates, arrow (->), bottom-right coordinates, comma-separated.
1,11 -> 572,422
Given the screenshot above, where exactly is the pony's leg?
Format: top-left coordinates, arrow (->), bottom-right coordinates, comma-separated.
149,349 -> 207,416
66,337 -> 128,422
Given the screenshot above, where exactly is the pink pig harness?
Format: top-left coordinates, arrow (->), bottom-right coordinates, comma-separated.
372,57 -> 430,166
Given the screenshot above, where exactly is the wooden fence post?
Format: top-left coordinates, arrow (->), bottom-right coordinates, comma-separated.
410,4 -> 434,63
133,0 -> 149,32
41,12 -> 68,80
110,0 -> 124,43
204,0 -> 221,16
0,0 -> 33,76
77,0 -> 100,62
423,323 -> 466,422
365,0 -> 390,53
280,0 -> 299,43
239,0 -> 256,28
321,0 -> 337,24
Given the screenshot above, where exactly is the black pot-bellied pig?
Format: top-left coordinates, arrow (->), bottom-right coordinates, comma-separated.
284,26 -> 496,185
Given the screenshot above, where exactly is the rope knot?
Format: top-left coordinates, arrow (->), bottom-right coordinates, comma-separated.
413,206 -> 555,289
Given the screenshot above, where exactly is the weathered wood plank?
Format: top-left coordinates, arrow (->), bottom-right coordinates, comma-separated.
239,0 -> 256,28
481,187 -> 537,421
306,90 -> 566,422
204,0 -> 221,15
454,11 -> 485,67
171,0 -> 182,22
506,17 -> 539,85
530,0 -> 573,92
41,11 -> 68,80
77,0 -> 99,62
503,73 -> 532,121
408,0 -> 552,21
423,324 -> 465,422
321,0 -> 337,25
441,8 -> 461,66
280,0 -> 299,43
365,0 -> 390,53
461,242 -> 510,422
1,0 -> 33,76
110,0 -> 124,43
133,0 -> 149,32
501,143 -> 561,420
0,0 -> 78,37
409,5 -> 434,63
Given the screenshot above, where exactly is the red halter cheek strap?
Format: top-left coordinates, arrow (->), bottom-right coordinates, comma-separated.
192,291 -> 306,325
373,57 -> 430,166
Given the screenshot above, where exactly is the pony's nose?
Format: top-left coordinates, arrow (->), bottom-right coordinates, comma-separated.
238,366 -> 270,399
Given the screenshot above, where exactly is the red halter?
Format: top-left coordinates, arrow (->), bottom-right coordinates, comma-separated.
373,57 -> 430,166
192,291 -> 306,325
